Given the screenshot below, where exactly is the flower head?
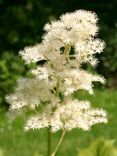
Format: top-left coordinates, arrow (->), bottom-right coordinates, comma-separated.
6,10 -> 107,132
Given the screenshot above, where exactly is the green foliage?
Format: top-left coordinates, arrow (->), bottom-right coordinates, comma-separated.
0,147 -> 3,156
98,28 -> 117,79
0,0 -> 52,50
0,52 -> 25,107
104,32 -> 117,73
78,138 -> 117,156
33,151 -> 43,156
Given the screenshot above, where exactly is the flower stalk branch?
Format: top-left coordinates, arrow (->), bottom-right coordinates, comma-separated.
47,127 -> 52,156
64,44 -> 71,57
51,130 -> 66,156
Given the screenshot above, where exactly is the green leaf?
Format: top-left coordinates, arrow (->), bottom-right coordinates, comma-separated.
33,151 -> 43,156
0,147 -> 3,156
78,138 -> 117,156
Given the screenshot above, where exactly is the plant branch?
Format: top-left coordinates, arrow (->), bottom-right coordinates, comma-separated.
64,45 -> 71,55
47,127 -> 52,156
64,44 -> 71,58
51,130 -> 66,156
55,78 -> 61,96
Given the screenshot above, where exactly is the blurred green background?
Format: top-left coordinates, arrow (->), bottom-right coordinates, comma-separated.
0,0 -> 117,108
0,0 -> 117,156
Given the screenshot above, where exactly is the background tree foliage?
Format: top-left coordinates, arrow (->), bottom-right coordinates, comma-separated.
0,0 -> 117,107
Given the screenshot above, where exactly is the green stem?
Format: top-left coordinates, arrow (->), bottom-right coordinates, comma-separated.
47,127 -> 52,156
56,78 -> 61,96
51,130 -> 66,156
49,45 -> 69,156
64,44 -> 71,57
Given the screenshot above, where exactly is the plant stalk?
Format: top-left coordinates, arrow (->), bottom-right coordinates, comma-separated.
47,127 -> 52,156
56,78 -> 61,96
49,45 -> 69,156
51,130 -> 66,156
64,44 -> 71,56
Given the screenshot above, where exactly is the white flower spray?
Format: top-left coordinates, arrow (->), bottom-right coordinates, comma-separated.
6,10 -> 107,156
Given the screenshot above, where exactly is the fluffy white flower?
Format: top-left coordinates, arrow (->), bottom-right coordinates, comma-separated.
6,78 -> 58,110
19,45 -> 45,64
25,99 -> 107,132
6,10 -> 107,133
75,39 -> 105,66
24,113 -> 49,131
44,10 -> 98,45
62,69 -> 105,95
51,99 -> 107,131
31,66 -> 48,80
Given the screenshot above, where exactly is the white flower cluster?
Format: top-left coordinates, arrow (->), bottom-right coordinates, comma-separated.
6,78 -> 59,110
61,69 -> 105,95
6,10 -> 107,132
25,99 -> 107,132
